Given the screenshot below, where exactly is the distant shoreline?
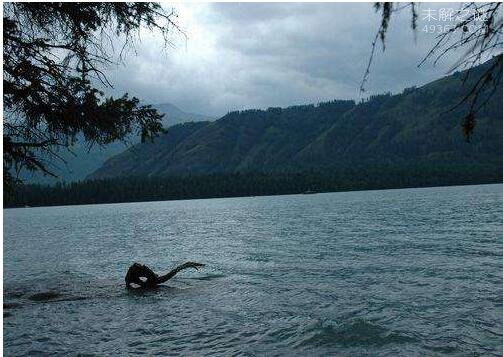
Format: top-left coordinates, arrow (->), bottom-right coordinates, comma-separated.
5,178 -> 502,209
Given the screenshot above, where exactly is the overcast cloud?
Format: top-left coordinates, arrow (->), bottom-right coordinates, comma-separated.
105,2 -> 466,117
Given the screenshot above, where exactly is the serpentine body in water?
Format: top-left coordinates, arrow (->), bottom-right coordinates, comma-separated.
125,262 -> 205,289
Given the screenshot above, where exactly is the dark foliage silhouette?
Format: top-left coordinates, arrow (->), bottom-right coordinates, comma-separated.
3,2 -> 181,188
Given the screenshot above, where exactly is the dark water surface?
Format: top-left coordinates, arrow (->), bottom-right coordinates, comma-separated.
4,184 -> 503,356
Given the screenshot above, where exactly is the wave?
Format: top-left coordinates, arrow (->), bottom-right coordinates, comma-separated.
296,319 -> 417,348
28,291 -> 64,302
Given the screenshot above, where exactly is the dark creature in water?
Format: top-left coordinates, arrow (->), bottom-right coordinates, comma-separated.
125,262 -> 205,289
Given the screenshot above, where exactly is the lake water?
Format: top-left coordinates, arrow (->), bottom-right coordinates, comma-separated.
4,184 -> 503,356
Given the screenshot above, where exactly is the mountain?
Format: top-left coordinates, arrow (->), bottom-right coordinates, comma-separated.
18,103 -> 214,184
89,57 -> 503,181
156,103 -> 213,127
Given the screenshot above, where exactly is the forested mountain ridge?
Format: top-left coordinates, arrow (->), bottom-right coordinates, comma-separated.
89,57 -> 503,180
18,103 -> 213,184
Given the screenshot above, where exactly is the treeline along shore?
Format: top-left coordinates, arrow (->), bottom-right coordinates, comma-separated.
5,163 -> 503,208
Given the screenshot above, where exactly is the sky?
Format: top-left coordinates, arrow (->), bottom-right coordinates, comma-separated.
105,2 -> 466,118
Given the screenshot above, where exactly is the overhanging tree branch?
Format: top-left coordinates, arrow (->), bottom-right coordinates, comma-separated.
3,3 -> 183,189
362,2 -> 502,141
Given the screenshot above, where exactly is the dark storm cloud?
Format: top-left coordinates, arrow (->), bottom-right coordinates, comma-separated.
107,3 -> 462,117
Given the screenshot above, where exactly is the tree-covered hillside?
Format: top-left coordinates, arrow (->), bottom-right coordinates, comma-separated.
89,57 -> 503,180
6,57 -> 503,208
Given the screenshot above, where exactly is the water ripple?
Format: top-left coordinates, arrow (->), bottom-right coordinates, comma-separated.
4,184 -> 503,355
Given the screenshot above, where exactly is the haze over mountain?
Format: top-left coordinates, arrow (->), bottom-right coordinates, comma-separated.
156,103 -> 214,127
20,103 -> 213,184
89,57 -> 503,181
